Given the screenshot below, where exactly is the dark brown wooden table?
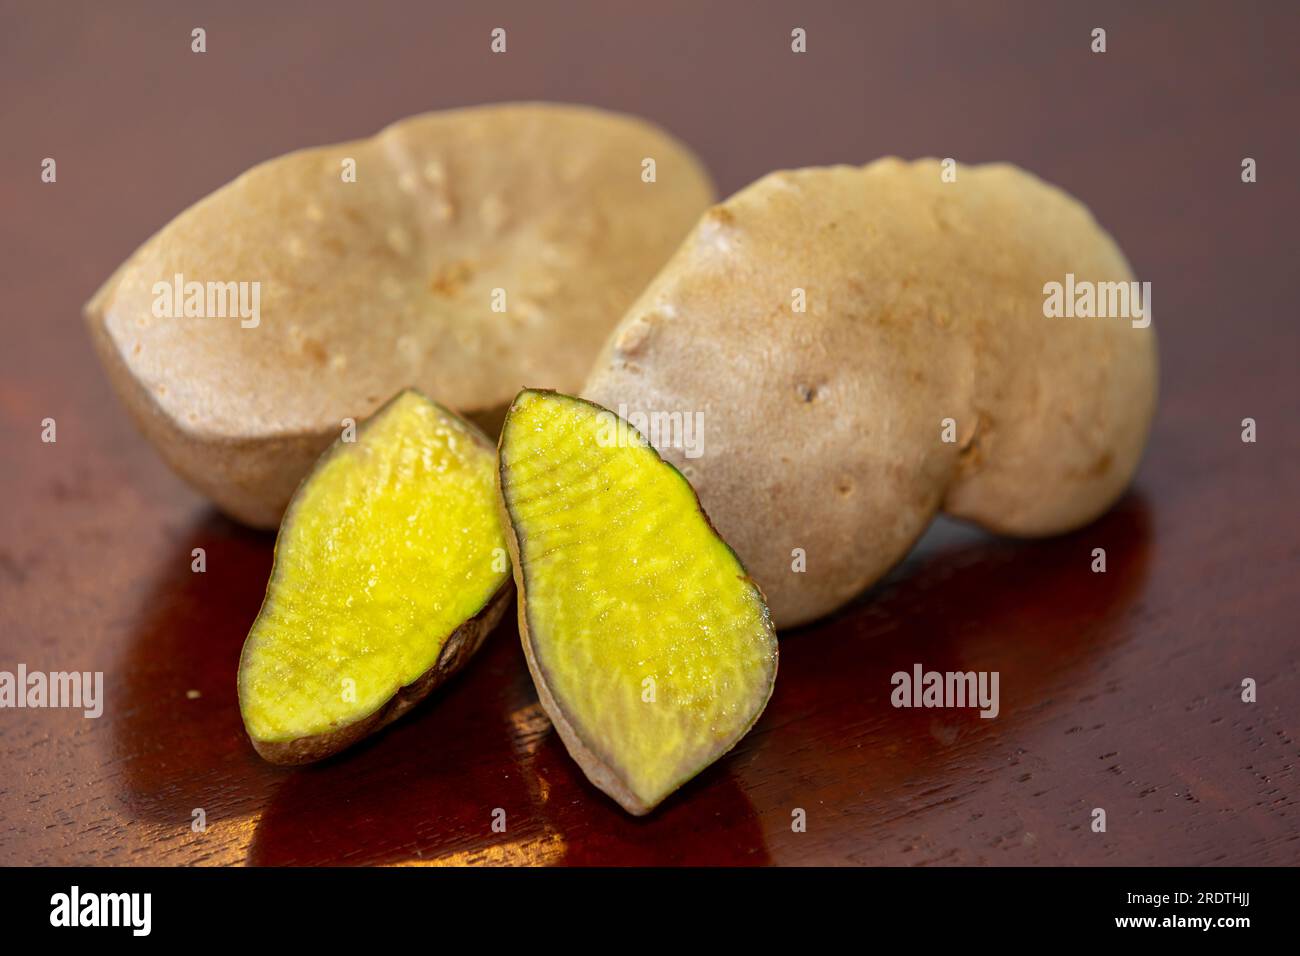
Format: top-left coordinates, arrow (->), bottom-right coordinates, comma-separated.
1,1 -> 1297,866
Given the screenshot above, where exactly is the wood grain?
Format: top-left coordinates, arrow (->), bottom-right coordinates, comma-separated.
0,0 -> 1296,866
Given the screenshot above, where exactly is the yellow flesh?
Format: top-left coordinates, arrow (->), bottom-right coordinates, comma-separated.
240,391 -> 508,743
501,391 -> 777,808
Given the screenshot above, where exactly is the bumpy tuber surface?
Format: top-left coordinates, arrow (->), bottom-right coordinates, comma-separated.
585,158 -> 1159,628
498,390 -> 778,815
238,390 -> 512,764
85,103 -> 714,527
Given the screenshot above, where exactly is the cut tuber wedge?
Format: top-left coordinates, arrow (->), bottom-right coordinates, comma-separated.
497,390 -> 778,814
238,390 -> 512,764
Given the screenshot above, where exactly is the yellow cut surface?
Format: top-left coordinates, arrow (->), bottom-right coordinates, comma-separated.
500,390 -> 777,810
239,390 -> 508,744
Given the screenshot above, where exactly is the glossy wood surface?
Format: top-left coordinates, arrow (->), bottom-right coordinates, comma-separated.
1,1 -> 1296,865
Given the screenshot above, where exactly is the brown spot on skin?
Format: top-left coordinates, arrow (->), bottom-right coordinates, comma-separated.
0,551 -> 29,584
796,383 -> 818,403
705,206 -> 734,227
1089,452 -> 1114,477
430,260 -> 473,296
300,338 -> 327,365
959,412 -> 992,469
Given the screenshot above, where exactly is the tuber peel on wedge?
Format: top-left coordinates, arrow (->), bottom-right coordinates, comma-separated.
238,389 -> 512,764
497,390 -> 778,814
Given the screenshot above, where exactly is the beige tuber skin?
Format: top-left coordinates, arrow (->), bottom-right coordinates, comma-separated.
84,103 -> 713,527
585,158 -> 1158,629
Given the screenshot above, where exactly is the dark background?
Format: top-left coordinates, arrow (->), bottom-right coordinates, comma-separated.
1,1 -> 1296,865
